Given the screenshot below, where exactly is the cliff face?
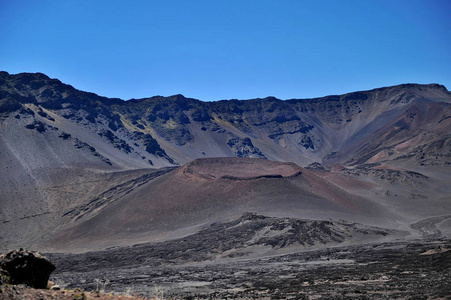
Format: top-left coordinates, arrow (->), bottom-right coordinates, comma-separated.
1,71 -> 450,168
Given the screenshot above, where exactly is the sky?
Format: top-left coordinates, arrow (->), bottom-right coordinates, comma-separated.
1,0 -> 450,101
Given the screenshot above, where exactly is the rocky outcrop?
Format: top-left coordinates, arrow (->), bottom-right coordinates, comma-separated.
306,162 -> 330,171
0,248 -> 55,289
226,136 -> 266,159
132,131 -> 176,164
98,129 -> 133,153
24,120 -> 47,133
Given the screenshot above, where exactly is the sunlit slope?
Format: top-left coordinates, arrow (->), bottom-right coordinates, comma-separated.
45,158 -> 388,251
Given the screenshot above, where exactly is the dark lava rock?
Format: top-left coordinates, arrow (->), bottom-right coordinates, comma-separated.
305,162 -> 330,171
191,108 -> 212,122
0,248 -> 55,289
19,107 -> 35,116
140,133 -> 176,164
24,120 -> 46,133
36,109 -> 55,121
227,136 -> 266,159
300,135 -> 315,149
98,129 -> 133,153
58,132 -> 72,140
73,138 -> 112,165
142,134 -> 164,156
0,98 -> 22,113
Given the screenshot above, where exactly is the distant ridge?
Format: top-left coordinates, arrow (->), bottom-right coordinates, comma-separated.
1,71 -> 450,167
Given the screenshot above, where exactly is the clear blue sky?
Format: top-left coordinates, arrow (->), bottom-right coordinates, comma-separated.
1,0 -> 450,101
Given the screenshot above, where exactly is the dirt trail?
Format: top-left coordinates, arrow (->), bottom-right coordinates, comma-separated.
410,215 -> 451,240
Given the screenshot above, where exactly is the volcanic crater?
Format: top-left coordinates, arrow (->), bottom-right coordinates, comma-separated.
183,157 -> 304,180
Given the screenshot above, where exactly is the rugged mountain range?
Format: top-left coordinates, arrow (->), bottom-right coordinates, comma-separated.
0,71 -> 450,252
1,71 -> 450,168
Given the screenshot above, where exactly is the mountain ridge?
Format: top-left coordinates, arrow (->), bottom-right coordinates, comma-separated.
1,71 -> 450,252
2,71 -> 449,102
1,71 -> 449,168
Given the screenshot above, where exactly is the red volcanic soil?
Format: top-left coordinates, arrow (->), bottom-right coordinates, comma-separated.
185,157 -> 303,179
313,170 -> 379,193
45,158 -> 385,252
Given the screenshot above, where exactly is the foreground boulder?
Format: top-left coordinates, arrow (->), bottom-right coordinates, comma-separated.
0,248 -> 55,289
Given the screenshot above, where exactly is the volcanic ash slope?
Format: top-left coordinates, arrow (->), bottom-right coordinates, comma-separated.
45,157 -> 391,252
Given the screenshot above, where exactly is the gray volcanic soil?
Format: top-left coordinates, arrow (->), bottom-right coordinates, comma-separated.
47,213 -> 451,299
0,166 -> 175,251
